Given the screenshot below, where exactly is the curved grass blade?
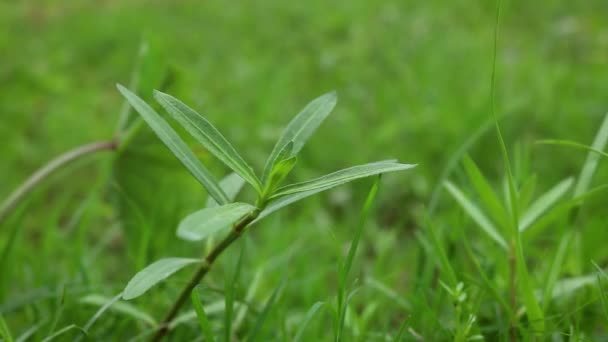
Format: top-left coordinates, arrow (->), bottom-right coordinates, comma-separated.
154,91 -> 262,193
462,156 -> 509,230
272,161 -> 415,198
541,232 -> 571,312
79,294 -> 156,327
262,92 -> 337,183
246,280 -> 284,342
117,84 -> 229,205
293,302 -> 325,342
519,177 -> 574,231
123,258 -> 201,300
443,181 -> 508,250
177,203 -> 257,241
0,314 -> 13,342
76,293 -> 122,342
42,325 -> 86,342
191,288 -> 216,342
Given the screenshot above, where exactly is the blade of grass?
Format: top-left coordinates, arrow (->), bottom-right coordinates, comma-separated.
337,177 -> 380,342
425,218 -> 458,288
293,302 -> 325,342
76,293 -> 123,342
117,84 -> 229,205
462,156 -> 509,230
191,287 -> 216,342
154,91 -> 262,192
443,181 -> 508,249
519,177 -> 574,231
42,325 -> 86,342
0,314 -> 13,342
79,294 -> 157,327
246,280 -> 284,342
541,232 -> 571,312
462,238 -> 513,318
224,242 -> 245,342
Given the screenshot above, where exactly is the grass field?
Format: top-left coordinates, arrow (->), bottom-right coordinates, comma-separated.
2,0 -> 608,341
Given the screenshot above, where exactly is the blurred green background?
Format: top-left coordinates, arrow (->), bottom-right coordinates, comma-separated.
1,0 -> 608,340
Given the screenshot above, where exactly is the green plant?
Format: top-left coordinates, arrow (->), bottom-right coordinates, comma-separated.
116,85 -> 416,340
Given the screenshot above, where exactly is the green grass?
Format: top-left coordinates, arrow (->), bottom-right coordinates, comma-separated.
2,0 -> 608,341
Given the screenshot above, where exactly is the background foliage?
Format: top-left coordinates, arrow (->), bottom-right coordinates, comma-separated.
1,0 -> 608,340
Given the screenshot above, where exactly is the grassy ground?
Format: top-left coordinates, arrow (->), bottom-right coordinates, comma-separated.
1,0 -> 608,340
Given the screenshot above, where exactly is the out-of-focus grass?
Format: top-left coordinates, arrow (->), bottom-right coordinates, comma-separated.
1,0 -> 608,340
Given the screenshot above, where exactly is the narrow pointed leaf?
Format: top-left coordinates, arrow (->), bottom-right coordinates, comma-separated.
576,113 -> 608,196
207,173 -> 246,208
42,325 -> 86,342
123,258 -> 201,300
272,161 -> 415,198
116,84 -> 229,205
262,92 -> 337,182
177,203 -> 257,241
263,156 -> 297,198
191,289 -> 216,342
462,156 -> 509,230
0,314 -> 13,342
542,232 -> 571,312
443,181 -> 508,249
515,233 -> 545,334
519,177 -> 574,231
80,294 -> 157,327
293,302 -> 325,342
154,91 -> 262,192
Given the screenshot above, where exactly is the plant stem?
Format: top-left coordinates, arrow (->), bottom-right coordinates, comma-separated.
0,140 -> 118,225
151,210 -> 259,341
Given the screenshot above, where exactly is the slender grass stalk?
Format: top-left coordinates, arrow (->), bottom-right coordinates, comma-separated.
151,209 -> 260,341
0,140 -> 118,225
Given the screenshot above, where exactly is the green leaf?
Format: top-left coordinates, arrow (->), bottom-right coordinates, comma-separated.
541,232 -> 571,312
246,281 -> 284,342
177,203 -> 256,241
272,161 -> 415,198
443,181 -> 508,250
0,314 -> 13,342
462,156 -> 509,231
515,233 -> 545,334
262,92 -> 337,183
426,218 -> 458,288
123,258 -> 201,300
79,294 -> 157,327
42,325 -> 86,342
154,91 -> 262,193
116,84 -> 229,205
293,302 -> 325,342
519,177 -> 574,231
207,173 -> 246,208
263,156 -> 297,199
261,141 -> 295,198
191,289 -> 216,342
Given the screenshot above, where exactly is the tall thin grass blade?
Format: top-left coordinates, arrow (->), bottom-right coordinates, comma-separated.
519,177 -> 574,231
191,288 -> 216,342
443,181 -> 508,249
293,302 -> 325,342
